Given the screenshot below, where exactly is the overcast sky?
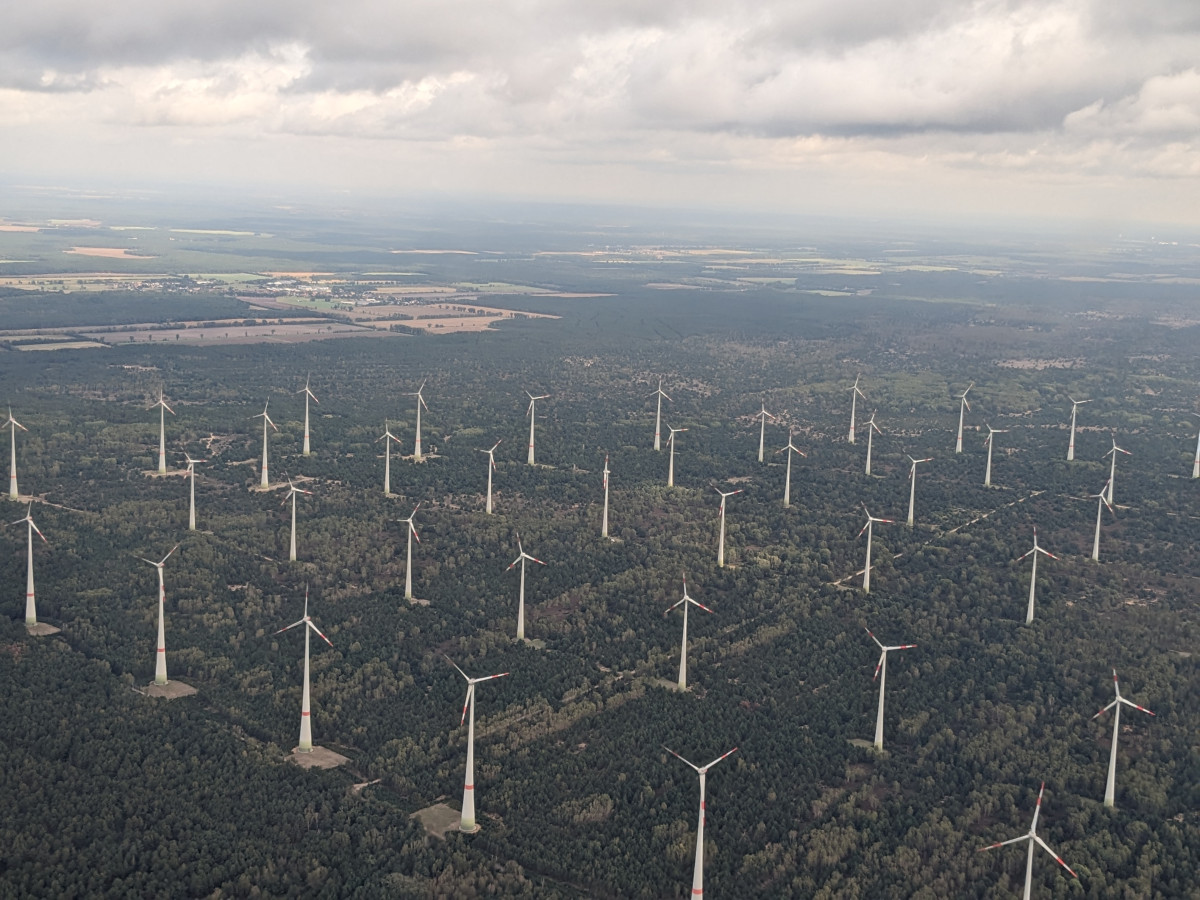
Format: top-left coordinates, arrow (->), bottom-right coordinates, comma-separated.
3,0 -> 1199,228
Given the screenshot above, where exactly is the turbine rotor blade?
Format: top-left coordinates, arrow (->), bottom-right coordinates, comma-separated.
1033,835 -> 1078,878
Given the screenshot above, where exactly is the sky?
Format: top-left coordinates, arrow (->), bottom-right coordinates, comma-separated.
3,0 -> 1200,228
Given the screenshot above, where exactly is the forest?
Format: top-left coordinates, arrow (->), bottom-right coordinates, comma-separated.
1,239 -> 1199,899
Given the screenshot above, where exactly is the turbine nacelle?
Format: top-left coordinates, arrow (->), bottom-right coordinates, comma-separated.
7,503 -> 46,542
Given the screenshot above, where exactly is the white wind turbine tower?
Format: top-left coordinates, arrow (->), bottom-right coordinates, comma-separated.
1093,669 -> 1155,808
906,456 -> 933,526
650,379 -> 671,451
1066,397 -> 1090,461
253,398 -> 278,488
477,439 -> 501,514
283,478 -> 312,562
983,424 -> 1008,487
666,426 -> 687,487
505,532 -> 546,641
865,626 -> 916,750
977,782 -> 1078,899
139,544 -> 179,686
664,574 -> 712,690
446,656 -> 508,833
5,408 -> 26,500
1104,435 -> 1131,504
1016,527 -> 1058,625
858,504 -> 894,593
525,391 -> 549,465
400,503 -> 420,601
8,503 -> 46,628
664,745 -> 738,900
377,421 -> 401,495
151,389 -> 174,474
864,410 -> 882,476
409,379 -> 428,460
778,432 -> 807,508
273,588 -> 334,753
848,374 -> 866,443
601,453 -> 610,538
297,375 -> 318,457
1192,414 -> 1200,479
184,453 -> 206,531
755,400 -> 776,463
1091,481 -> 1114,561
955,382 -> 973,454
715,487 -> 743,568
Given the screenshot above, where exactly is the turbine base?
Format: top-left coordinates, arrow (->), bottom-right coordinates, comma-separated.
141,680 -> 197,700
25,622 -> 60,636
289,746 -> 348,769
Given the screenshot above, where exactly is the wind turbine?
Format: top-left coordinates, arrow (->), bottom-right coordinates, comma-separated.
1093,669 -> 1155,808
977,782 -> 1078,899
446,656 -> 508,833
1016,527 -> 1058,625
664,746 -> 737,900
184,453 -> 206,531
778,432 -> 807,508
1104,435 -> 1131,504
4,408 -> 26,500
139,544 -> 179,686
273,588 -> 334,753
601,454 -> 610,538
715,487 -> 743,568
955,382 -> 973,454
649,379 -> 671,451
283,478 -> 312,562
1192,414 -> 1200,479
848,374 -> 866,443
1066,397 -> 1090,461
906,456 -> 933,526
865,627 -> 916,750
1091,481 -> 1113,561
400,503 -> 420,601
666,426 -> 687,487
477,439 -> 501,514
858,505 -> 894,593
377,421 -> 402,495
984,424 -> 1008,487
253,398 -> 278,488
151,389 -> 174,474
8,503 -> 46,628
505,533 -> 546,640
525,391 -> 549,465
409,379 -> 428,460
664,574 -> 712,690
864,410 -> 882,476
297,375 -> 318,457
755,400 -> 776,463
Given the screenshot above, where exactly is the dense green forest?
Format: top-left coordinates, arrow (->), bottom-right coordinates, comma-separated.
1,256 -> 1199,898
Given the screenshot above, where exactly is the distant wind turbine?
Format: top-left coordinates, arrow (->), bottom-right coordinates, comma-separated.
864,410 -> 882,476
715,487 -> 743,568
477,439 -> 501,514
400,503 -> 420,601
184,453 -> 206,531
151,389 -> 174,474
848,374 -> 866,443
1091,481 -> 1114,561
664,746 -> 737,900
8,503 -> 46,628
1104,435 -> 1130,504
601,454 -> 610,538
649,379 -> 671,451
955,382 -> 973,454
1066,397 -> 1090,461
283,478 -> 312,562
525,391 -> 549,465
253,398 -> 278,488
139,544 -> 180,686
778,432 -> 807,508
858,504 -> 894,593
666,426 -> 687,487
506,533 -> 546,641
755,400 -> 776,463
1093,669 -> 1155,808
664,574 -> 712,690
273,587 -> 334,753
297,375 -> 318,456
377,421 -> 401,495
984,424 -> 1008,487
1192,414 -> 1200,479
1016,527 -> 1058,625
4,408 -> 26,500
446,656 -> 508,833
977,782 -> 1078,899
906,456 -> 933,526
865,626 -> 916,750
409,379 -> 428,460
